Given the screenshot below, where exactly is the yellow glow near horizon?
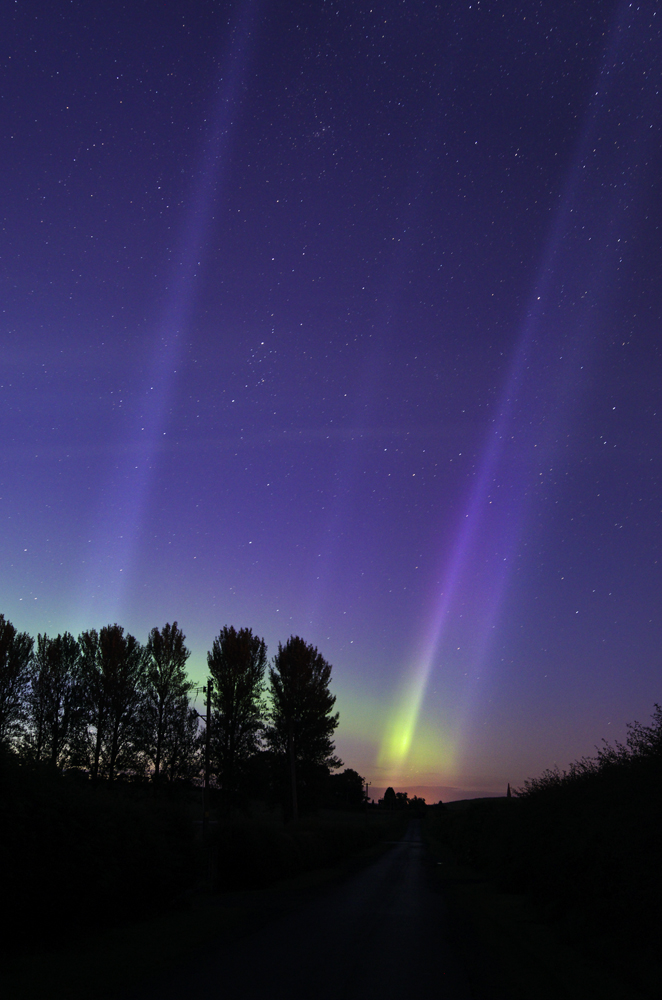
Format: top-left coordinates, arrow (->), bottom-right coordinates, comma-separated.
375,669 -> 457,781
378,692 -> 420,764
377,668 -> 427,765
334,669 -> 457,786
379,704 -> 456,771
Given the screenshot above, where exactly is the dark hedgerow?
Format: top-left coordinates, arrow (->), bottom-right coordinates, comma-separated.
212,812 -> 405,891
0,751 -> 196,954
432,704 -> 662,987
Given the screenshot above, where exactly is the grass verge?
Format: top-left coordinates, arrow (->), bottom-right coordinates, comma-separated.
423,819 -> 652,1000
1,811 -> 405,1000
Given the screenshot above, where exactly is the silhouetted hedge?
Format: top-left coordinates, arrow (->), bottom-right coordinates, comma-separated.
431,706 -> 662,981
0,752 -> 195,953
213,813 -> 404,890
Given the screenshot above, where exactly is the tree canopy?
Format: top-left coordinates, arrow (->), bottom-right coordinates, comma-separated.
207,625 -> 267,806
78,624 -> 146,782
267,635 -> 341,818
0,613 -> 346,809
142,622 -> 193,783
25,631 -> 81,767
0,614 -> 33,750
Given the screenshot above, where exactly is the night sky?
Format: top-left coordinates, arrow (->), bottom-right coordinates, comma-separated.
3,0 -> 661,800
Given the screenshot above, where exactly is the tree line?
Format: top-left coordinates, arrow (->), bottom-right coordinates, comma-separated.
0,613 -> 346,817
433,703 -> 662,994
378,787 -> 427,812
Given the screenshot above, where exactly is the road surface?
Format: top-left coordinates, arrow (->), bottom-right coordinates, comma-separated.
122,820 -> 487,999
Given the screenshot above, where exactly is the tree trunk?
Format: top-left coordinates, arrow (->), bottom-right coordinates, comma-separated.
154,699 -> 164,783
288,723 -> 298,823
92,720 -> 103,783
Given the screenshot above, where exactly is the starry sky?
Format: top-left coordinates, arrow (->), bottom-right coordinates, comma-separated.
3,0 -> 661,801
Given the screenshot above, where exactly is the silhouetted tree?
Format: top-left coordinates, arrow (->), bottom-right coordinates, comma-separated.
326,767 -> 366,808
381,786 -> 396,810
24,632 -> 81,766
78,624 -> 146,782
0,614 -> 33,751
207,626 -> 267,808
266,635 -> 340,820
141,622 -> 194,783
614,701 -> 662,762
160,701 -> 200,783
408,794 -> 426,815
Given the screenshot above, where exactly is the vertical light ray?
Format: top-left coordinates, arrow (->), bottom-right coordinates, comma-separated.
72,3 -> 261,628
302,14 -> 476,628
380,0 -> 656,772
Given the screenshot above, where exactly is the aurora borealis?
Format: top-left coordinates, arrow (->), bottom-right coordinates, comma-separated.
3,0 -> 662,800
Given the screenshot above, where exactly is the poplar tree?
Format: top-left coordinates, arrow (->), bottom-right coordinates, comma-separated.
24,632 -> 81,766
78,624 -> 146,782
266,635 -> 340,819
207,626 -> 266,808
142,622 -> 194,783
0,614 -> 33,751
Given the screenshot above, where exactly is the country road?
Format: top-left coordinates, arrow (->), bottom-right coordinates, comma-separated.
120,820 -> 490,1000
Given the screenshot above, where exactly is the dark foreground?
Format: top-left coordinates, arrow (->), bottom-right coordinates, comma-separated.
120,820 -> 476,1000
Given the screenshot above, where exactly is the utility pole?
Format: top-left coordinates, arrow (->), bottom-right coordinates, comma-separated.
201,678 -> 213,842
288,720 -> 298,823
